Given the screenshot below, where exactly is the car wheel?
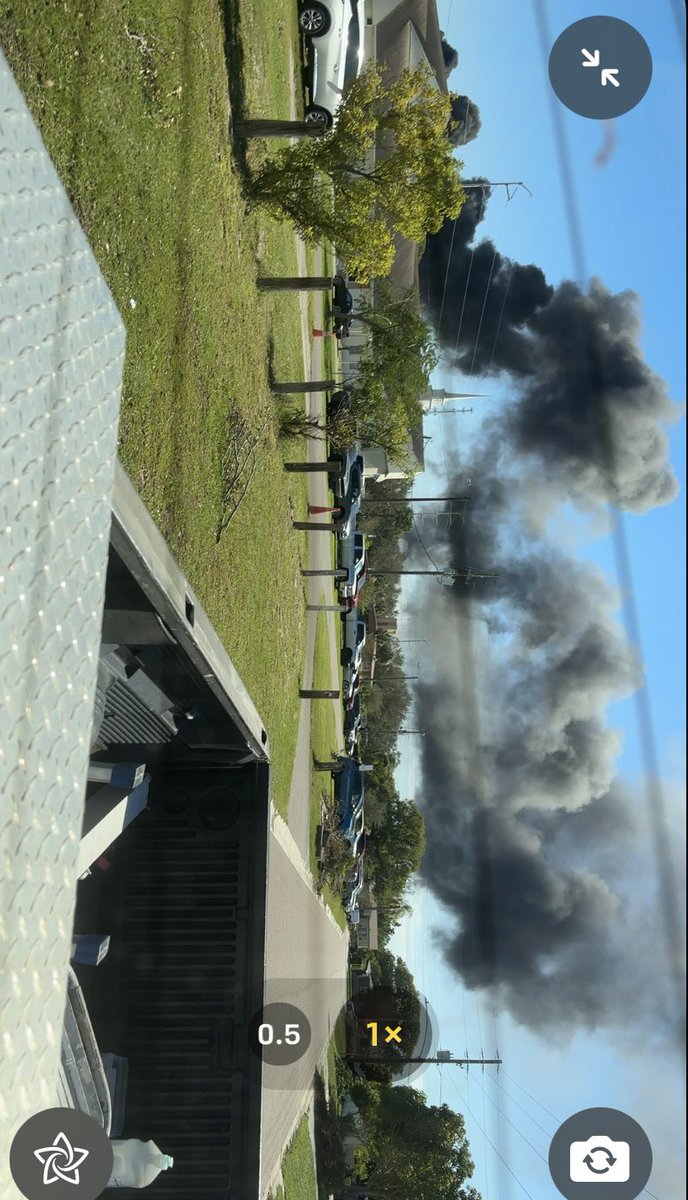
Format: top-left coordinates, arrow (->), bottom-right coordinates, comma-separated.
304,104 -> 333,130
299,4 -> 331,36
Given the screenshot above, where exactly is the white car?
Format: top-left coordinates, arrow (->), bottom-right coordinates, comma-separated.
338,530 -> 366,600
341,610 -> 366,671
299,0 -> 364,130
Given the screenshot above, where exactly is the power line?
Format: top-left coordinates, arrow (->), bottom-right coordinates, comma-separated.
486,263 -> 512,374
485,1071 -> 556,1138
411,516 -> 443,573
498,1068 -> 563,1126
436,96 -> 476,334
436,216 -> 460,338
446,1072 -> 538,1200
468,1069 -> 549,1165
468,249 -> 498,375
489,1072 -> 662,1200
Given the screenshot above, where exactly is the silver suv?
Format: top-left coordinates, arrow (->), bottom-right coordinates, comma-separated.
299,0 -> 363,129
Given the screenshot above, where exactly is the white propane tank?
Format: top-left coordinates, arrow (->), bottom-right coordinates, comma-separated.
106,1139 -> 174,1188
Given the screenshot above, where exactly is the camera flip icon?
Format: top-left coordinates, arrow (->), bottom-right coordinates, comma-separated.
570,1135 -> 630,1183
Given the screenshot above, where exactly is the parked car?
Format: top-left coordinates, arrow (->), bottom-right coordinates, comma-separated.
335,755 -> 364,806
344,861 -> 364,914
345,725 -> 361,756
340,560 -> 368,613
326,389 -> 352,423
338,530 -> 366,599
332,455 -> 364,538
343,858 -> 363,907
347,906 -> 360,926
341,610 -> 366,670
343,661 -> 362,705
344,693 -> 363,753
299,0 -> 363,129
343,666 -> 361,708
342,804 -> 365,851
332,273 -> 354,318
351,827 -> 367,860
331,448 -> 364,503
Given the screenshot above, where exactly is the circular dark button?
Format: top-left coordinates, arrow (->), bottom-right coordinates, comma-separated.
549,1107 -> 653,1199
10,1108 -> 114,1200
549,17 -> 652,119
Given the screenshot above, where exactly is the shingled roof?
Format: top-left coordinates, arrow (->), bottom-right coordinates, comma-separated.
374,1 -> 449,295
376,0 -> 449,95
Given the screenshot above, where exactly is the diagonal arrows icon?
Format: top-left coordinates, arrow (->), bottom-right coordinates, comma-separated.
581,48 -> 600,67
601,68 -> 621,87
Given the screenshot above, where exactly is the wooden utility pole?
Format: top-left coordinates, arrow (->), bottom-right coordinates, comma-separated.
292,520 -> 340,531
371,567 -> 498,582
302,567 -> 348,578
257,276 -> 333,291
300,688 -> 340,699
284,459 -> 343,474
362,495 -> 472,505
233,119 -> 326,139
272,380 -> 337,394
348,1052 -> 502,1067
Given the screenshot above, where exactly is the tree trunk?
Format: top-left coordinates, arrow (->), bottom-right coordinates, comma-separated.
257,276 -> 333,291
272,379 -> 337,394
292,520 -> 339,531
233,119 -> 326,139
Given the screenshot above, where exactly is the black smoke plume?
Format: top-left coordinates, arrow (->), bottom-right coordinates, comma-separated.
419,184 -> 678,512
447,96 -> 482,148
411,197 -> 682,1038
412,513 -> 682,1039
440,33 -> 459,76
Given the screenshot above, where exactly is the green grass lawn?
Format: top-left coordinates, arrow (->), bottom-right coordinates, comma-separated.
326,1008 -> 348,1114
271,1113 -> 317,1200
0,0 -> 312,813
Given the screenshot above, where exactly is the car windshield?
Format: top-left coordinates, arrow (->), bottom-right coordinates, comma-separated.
343,3 -> 361,90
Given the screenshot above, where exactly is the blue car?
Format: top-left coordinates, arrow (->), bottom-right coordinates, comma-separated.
335,758 -> 364,843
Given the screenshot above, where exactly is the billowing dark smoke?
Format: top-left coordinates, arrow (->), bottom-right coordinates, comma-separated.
446,96 -> 482,148
410,207 -> 681,1035
412,515 -> 682,1039
419,186 -> 678,512
440,33 -> 459,75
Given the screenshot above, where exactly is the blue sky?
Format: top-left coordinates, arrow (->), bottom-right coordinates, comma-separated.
388,3 -> 685,1197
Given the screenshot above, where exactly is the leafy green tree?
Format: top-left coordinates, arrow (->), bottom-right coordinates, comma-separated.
358,476 -> 414,622
279,284 -> 437,466
354,282 -> 438,410
249,64 -> 466,282
348,1082 -> 481,1200
363,774 -> 425,944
